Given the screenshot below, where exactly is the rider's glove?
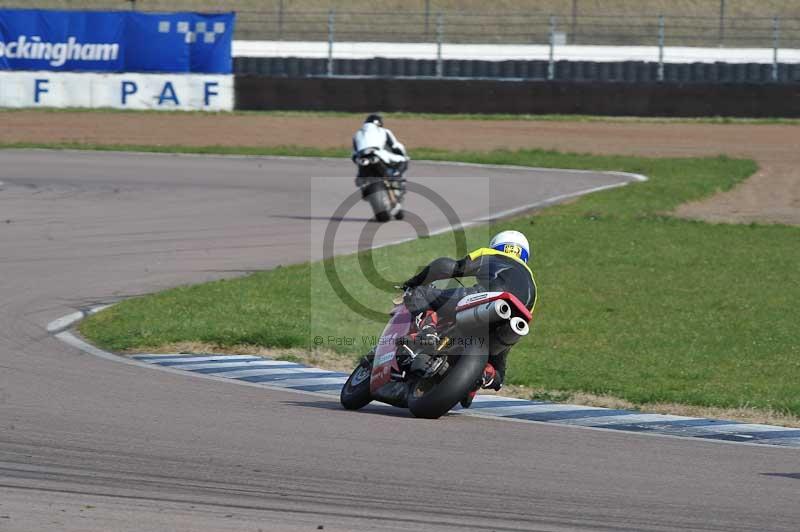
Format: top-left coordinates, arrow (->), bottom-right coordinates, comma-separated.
401,279 -> 416,291
402,289 -> 417,312
403,286 -> 432,316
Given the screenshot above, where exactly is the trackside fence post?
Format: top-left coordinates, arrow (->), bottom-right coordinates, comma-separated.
327,9 -> 335,77
548,15 -> 556,81
436,13 -> 444,77
278,0 -> 285,40
773,16 -> 780,82
425,0 -> 431,37
657,15 -> 665,82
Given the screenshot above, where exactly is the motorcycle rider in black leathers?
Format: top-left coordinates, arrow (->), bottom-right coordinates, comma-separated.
400,230 -> 537,399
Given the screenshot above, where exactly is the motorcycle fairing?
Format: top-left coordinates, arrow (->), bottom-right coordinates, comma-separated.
370,303 -> 412,394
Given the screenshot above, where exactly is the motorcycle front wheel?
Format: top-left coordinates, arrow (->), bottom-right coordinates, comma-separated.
340,360 -> 373,410
408,345 -> 488,419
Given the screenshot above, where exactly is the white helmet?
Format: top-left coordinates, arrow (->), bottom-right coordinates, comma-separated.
490,230 -> 531,263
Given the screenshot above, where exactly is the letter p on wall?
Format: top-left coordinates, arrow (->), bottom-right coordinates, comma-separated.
121,80 -> 138,104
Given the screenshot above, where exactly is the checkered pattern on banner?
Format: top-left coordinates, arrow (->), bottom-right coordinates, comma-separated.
158,20 -> 227,44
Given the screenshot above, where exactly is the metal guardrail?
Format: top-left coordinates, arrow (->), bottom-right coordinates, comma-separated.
235,11 -> 796,82
1,2 -> 798,49
238,11 -> 796,82
233,11 -> 800,49
1,2 -> 798,82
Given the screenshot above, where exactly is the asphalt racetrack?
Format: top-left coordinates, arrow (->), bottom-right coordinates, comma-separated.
0,150 -> 798,532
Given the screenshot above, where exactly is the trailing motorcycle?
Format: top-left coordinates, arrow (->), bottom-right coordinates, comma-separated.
340,289 -> 531,419
353,147 -> 406,223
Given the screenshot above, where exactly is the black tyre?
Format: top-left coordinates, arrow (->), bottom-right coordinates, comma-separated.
367,188 -> 391,222
394,209 -> 405,220
408,346 -> 488,419
340,362 -> 373,410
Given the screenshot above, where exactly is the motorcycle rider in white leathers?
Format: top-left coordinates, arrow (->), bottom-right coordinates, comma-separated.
352,114 -> 409,184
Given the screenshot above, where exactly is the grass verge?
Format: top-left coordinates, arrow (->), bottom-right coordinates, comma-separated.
2,107 -> 800,126
75,145 -> 800,419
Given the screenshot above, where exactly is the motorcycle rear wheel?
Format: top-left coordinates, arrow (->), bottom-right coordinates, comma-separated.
340,361 -> 373,410
408,346 -> 488,419
367,188 -> 392,222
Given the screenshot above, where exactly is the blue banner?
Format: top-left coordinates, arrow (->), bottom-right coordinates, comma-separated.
0,9 -> 234,73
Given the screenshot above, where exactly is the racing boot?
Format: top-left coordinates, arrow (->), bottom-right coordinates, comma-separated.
407,321 -> 441,375
415,322 -> 440,348
399,311 -> 436,364
460,389 -> 478,409
460,363 -> 498,409
480,363 -> 498,390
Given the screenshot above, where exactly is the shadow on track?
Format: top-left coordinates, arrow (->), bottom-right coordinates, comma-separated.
270,215 -> 377,223
280,399 -> 415,418
761,473 -> 800,480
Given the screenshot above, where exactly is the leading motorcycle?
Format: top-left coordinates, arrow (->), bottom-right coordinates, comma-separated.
340,288 -> 531,419
353,148 -> 406,223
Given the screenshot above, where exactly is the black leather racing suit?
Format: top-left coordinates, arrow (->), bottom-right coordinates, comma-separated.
402,248 -> 537,388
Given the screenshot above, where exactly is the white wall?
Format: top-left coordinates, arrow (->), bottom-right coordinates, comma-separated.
0,72 -> 233,111
233,40 -> 800,64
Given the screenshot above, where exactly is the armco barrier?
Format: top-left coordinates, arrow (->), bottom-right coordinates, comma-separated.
234,76 -> 800,117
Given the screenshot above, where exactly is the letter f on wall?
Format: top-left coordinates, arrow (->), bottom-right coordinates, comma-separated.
34,79 -> 49,103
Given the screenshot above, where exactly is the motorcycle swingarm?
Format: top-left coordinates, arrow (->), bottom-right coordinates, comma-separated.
371,380 -> 412,409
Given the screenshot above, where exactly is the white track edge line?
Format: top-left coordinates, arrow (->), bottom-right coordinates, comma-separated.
456,409 -> 800,450
374,169 -> 646,250
474,181 -> 631,223
46,311 -> 85,333
54,330 -> 339,401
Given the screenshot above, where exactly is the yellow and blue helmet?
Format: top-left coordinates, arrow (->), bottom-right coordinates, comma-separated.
490,230 -> 531,263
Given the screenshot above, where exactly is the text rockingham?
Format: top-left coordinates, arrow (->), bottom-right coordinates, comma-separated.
0,35 -> 119,67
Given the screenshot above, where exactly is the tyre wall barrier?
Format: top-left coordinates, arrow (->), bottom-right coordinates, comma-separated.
234,57 -> 800,84
234,75 -> 800,117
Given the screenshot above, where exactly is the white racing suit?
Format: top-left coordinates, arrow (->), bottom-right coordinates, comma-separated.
352,123 -> 409,184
